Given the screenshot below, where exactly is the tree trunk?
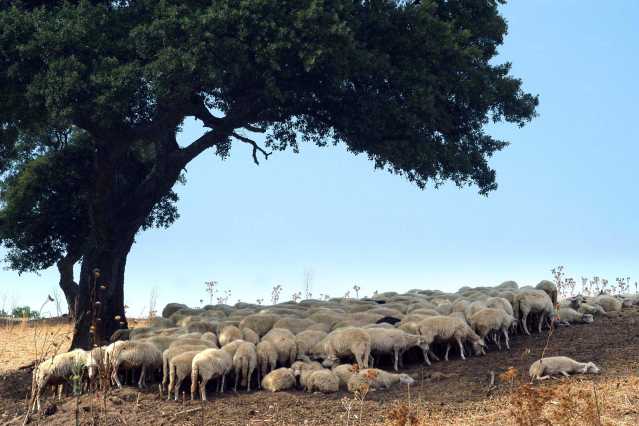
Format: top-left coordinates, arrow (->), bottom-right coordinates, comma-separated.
70,242 -> 132,349
56,254 -> 80,320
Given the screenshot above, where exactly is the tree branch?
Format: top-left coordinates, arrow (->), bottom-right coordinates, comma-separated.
188,100 -> 226,129
232,132 -> 271,165
177,130 -> 229,166
242,124 -> 267,133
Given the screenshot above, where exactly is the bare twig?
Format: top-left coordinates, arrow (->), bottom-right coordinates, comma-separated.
232,132 -> 271,165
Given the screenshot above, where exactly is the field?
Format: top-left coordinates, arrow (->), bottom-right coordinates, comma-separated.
1,311 -> 638,426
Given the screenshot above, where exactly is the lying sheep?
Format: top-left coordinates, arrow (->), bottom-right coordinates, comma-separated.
332,364 -> 358,389
219,325 -> 242,347
256,340 -> 278,386
529,356 -> 600,381
468,308 -> 516,351
593,295 -> 622,313
233,342 -> 258,391
261,368 -> 296,392
366,328 -> 430,370
32,349 -> 97,412
304,369 -> 340,393
191,349 -> 232,400
417,316 -> 485,362
316,327 -> 371,369
291,360 -> 323,388
167,350 -> 201,400
109,341 -> 162,389
578,303 -> 606,316
557,308 -> 594,324
347,368 -> 415,393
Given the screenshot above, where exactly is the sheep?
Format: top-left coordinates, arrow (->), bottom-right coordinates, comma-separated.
304,369 -> 340,393
272,317 -> 317,334
256,340 -> 278,386
140,336 -> 178,353
161,343 -> 210,391
200,332 -> 219,347
162,303 -> 189,318
262,328 -> 297,367
220,339 -> 246,358
485,297 -> 514,317
593,295 -> 622,313
233,342 -> 258,392
292,360 -> 323,388
332,363 -> 358,389
108,341 -> 162,389
186,321 -> 216,334
365,328 -> 430,370
261,368 -> 296,392
529,356 -> 600,381
241,327 -> 259,345
167,350 -> 201,400
514,289 -> 555,335
190,348 -> 232,400
417,316 -> 485,362
31,349 -> 97,412
578,302 -> 606,316
535,280 -> 558,306
347,368 -> 415,393
295,330 -> 327,358
468,308 -> 516,351
239,314 -> 279,337
219,325 -> 242,347
315,327 -> 371,369
464,301 -> 487,321
557,308 -> 594,324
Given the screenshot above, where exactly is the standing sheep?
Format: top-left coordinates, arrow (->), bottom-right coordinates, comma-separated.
366,328 -> 430,370
233,342 -> 258,391
219,325 -> 242,347
529,356 -> 600,381
262,328 -> 297,367
535,280 -> 558,306
295,330 -> 327,358
256,340 -> 278,386
190,349 -> 232,400
109,341 -> 162,389
241,327 -> 260,345
167,350 -> 201,400
417,316 -> 485,362
468,308 -> 516,351
514,290 -> 555,335
316,327 -> 371,369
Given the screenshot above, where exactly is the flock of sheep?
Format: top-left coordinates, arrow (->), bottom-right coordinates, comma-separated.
31,280 -> 634,412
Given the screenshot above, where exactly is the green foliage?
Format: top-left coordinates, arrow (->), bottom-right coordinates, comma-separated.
11,305 -> 40,319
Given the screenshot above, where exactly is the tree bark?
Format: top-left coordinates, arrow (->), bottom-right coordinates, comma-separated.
56,254 -> 80,320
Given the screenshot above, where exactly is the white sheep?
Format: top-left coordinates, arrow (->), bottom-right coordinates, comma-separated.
109,341 -> 162,389
316,327 -> 371,369
200,331 -> 219,347
468,308 -> 516,351
417,316 -> 485,362
557,308 -> 594,324
239,313 -> 280,337
347,368 -> 415,393
295,330 -> 327,358
233,342 -> 258,392
241,327 -> 260,345
219,325 -> 242,347
291,360 -> 323,388
261,367 -> 296,392
535,280 -> 558,306
332,363 -> 358,389
514,289 -> 555,335
167,350 -> 201,400
366,328 -> 430,370
262,328 -> 297,367
256,340 -> 278,386
31,349 -> 97,412
220,339 -> 246,358
190,348 -> 232,400
529,356 -> 600,381
593,295 -> 622,313
304,369 -> 340,393
162,343 -> 210,391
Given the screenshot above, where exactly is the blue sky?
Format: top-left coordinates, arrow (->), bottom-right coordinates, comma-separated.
2,1 -> 638,316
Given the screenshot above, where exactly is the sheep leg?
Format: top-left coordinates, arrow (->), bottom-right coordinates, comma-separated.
422,348 -> 432,366
398,349 -> 405,369
560,371 -> 570,378
538,312 -> 546,334
200,381 -> 207,401
456,338 -> 466,360
234,370 -> 239,392
521,312 -> 531,335
393,349 -> 399,372
137,365 -> 146,389
429,350 -> 440,362
370,353 -> 375,368
444,344 -> 451,361
174,377 -> 183,401
502,328 -> 510,350
57,384 -> 63,401
355,352 -> 365,369
220,374 -> 226,393
112,363 -> 123,388
247,366 -> 254,392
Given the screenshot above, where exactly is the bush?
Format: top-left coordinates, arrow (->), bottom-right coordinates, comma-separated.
12,306 -> 40,319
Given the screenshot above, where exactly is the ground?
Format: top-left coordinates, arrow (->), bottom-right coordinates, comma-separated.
1,310 -> 638,426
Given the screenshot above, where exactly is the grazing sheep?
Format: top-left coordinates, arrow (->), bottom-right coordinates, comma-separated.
239,314 -> 279,337
366,328 -> 430,370
220,339 -> 246,358
347,368 -> 415,392
485,297 -> 514,317
256,340 -> 278,386
219,325 -> 242,347
162,343 -> 210,391
295,330 -> 327,358
167,350 -> 201,400
261,368 -> 296,392
190,349 -> 232,400
140,336 -> 178,353
233,342 -> 258,391
557,308 -> 594,324
514,289 -> 555,335
186,321 -> 216,334
535,280 -> 558,306
468,308 -> 516,351
417,316 -> 485,361
32,349 -> 97,412
593,295 -> 622,313
200,332 -> 219,347
304,369 -> 340,393
272,317 -> 317,334
262,328 -> 297,367
109,341 -> 162,389
241,327 -> 259,345
317,327 -> 371,369
529,356 -> 600,381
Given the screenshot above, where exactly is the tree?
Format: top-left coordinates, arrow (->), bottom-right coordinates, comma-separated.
0,0 -> 537,348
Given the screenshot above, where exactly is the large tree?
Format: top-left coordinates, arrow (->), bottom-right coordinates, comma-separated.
0,0 -> 537,348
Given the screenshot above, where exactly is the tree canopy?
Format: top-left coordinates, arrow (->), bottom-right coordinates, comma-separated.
0,0 -> 537,347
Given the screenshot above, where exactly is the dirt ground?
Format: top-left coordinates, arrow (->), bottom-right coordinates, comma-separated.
1,310 -> 638,425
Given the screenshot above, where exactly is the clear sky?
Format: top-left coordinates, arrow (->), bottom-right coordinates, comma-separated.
1,1 -> 638,317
